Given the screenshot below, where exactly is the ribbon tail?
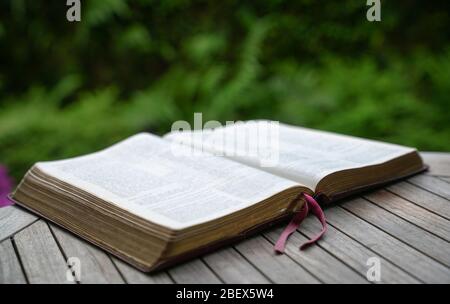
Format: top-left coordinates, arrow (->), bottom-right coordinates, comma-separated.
274,198 -> 309,253
299,193 -> 327,250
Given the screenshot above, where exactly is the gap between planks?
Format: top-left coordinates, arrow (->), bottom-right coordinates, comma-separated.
341,198 -> 450,267
320,205 -> 450,283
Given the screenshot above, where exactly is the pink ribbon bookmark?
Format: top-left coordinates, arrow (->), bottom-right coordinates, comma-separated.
274,193 -> 327,253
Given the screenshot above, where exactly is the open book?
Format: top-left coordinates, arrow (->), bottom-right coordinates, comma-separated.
12,121 -> 425,271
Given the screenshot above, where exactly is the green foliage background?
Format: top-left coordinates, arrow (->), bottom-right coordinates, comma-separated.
0,0 -> 449,180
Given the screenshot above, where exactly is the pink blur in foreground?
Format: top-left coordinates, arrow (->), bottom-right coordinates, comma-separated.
0,165 -> 14,208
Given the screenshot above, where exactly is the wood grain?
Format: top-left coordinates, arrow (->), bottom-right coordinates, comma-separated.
299,215 -> 420,283
235,236 -> 320,283
2,152 -> 449,284
0,239 -> 27,284
326,206 -> 450,283
408,175 -> 450,199
112,258 -> 174,284
387,182 -> 450,220
168,259 -> 223,284
49,224 -> 124,284
365,190 -> 450,241
13,220 -> 72,284
342,197 -> 450,266
203,247 -> 270,283
420,152 -> 450,176
0,206 -> 37,242
264,228 -> 368,283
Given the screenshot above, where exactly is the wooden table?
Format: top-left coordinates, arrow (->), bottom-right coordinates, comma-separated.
1,152 -> 450,284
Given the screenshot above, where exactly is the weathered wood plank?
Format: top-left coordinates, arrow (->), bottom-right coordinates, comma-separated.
0,205 -> 37,242
1,153 -> 448,284
203,247 -> 270,283
420,152 -> 450,176
169,259 -> 222,284
14,220 -> 72,284
49,224 -> 124,284
365,190 -> 450,241
0,239 -> 27,284
342,198 -> 450,266
264,228 -> 367,284
300,215 -> 420,283
440,177 -> 450,183
235,235 -> 320,283
387,182 -> 450,220
408,175 -> 450,199
326,206 -> 450,283
111,258 -> 173,284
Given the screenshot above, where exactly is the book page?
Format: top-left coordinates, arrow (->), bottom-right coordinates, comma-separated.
36,133 -> 299,230
164,121 -> 417,190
